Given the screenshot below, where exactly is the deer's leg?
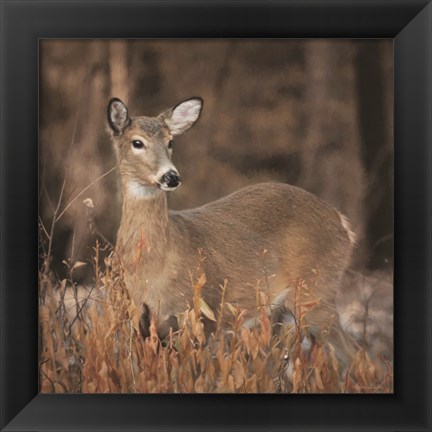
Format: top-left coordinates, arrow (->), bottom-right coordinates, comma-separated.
138,304 -> 178,341
139,303 -> 151,340
157,315 -> 179,340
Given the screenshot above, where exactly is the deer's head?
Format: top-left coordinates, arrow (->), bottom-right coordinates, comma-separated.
107,97 -> 203,198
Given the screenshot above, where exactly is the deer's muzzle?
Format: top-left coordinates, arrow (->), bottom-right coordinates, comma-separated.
160,170 -> 181,190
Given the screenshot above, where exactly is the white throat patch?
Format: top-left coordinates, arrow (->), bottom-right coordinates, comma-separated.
127,181 -> 158,199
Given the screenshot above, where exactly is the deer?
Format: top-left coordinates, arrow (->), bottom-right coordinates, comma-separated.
107,96 -> 359,366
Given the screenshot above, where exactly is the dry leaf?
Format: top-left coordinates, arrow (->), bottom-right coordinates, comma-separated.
199,298 -> 216,322
225,302 -> 238,316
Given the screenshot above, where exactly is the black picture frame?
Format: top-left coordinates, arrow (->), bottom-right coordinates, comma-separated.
1,1 -> 431,431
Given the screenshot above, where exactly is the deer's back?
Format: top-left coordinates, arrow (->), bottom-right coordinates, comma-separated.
174,182 -> 349,249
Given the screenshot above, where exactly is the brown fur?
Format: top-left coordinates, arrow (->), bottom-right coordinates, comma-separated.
108,97 -> 358,365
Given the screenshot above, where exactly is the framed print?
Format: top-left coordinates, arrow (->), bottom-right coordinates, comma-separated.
37,38 -> 395,396
1,0 -> 431,431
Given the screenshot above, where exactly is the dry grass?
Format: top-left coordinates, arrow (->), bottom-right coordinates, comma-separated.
39,243 -> 393,394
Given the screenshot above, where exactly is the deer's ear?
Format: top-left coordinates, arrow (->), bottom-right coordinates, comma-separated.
107,98 -> 131,135
162,98 -> 203,136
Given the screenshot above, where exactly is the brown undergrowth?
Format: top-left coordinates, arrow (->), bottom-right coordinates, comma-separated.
39,243 -> 393,394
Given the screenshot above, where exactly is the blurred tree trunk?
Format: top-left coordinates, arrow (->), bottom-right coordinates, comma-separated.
109,40 -> 129,101
300,41 -> 366,263
106,39 -> 130,241
65,40 -> 109,271
126,41 -> 163,114
355,40 -> 393,269
64,40 -> 130,276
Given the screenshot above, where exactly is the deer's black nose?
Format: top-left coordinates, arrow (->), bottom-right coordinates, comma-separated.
162,170 -> 181,188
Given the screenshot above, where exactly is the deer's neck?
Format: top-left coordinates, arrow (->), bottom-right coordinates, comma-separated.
116,182 -> 170,272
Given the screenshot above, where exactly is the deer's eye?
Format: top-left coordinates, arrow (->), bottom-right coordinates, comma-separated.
168,140 -> 174,149
132,140 -> 145,149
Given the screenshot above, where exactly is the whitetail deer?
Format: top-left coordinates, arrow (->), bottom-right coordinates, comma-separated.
107,97 -> 359,365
